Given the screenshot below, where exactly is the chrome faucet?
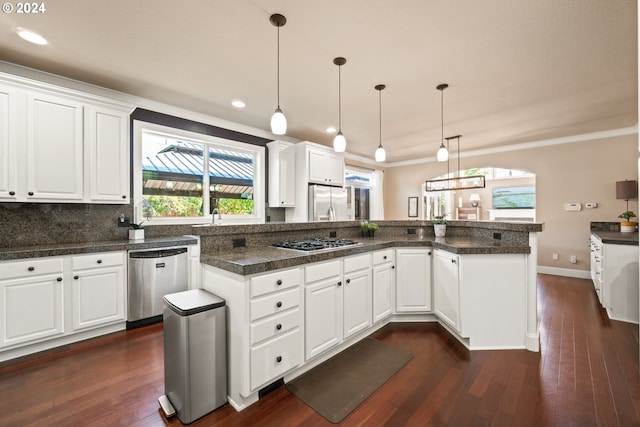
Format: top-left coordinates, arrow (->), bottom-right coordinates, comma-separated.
212,208 -> 221,225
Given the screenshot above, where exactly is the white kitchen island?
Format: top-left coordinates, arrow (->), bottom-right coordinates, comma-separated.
196,220 -> 542,411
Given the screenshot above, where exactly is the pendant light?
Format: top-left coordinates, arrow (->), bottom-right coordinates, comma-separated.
436,83 -> 449,162
270,14 -> 287,135
333,57 -> 347,152
374,84 -> 387,162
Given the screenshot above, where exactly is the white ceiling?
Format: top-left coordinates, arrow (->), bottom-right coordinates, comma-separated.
0,0 -> 636,163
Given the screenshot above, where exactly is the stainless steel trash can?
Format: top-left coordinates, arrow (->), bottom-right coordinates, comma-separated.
163,289 -> 227,424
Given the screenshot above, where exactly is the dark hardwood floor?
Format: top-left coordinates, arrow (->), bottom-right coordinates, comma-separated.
1,274 -> 638,426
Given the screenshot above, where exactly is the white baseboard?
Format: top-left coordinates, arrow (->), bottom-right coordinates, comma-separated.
537,266 -> 591,279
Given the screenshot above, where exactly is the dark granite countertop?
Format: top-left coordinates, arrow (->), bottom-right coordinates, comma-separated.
0,236 -> 198,261
591,231 -> 639,246
201,236 -> 531,276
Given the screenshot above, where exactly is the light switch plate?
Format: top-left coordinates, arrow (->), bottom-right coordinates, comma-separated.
585,202 -> 598,209
564,203 -> 582,211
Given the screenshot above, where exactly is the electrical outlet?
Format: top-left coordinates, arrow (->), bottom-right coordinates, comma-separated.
329,231 -> 337,238
570,255 -> 577,264
117,215 -> 130,227
552,253 -> 559,261
232,238 -> 246,248
493,232 -> 501,240
407,228 -> 416,235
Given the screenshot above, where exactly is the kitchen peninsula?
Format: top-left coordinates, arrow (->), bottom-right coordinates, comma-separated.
193,220 -> 543,411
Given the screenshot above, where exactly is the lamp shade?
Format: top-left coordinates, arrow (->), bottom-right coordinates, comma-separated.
375,145 -> 386,162
271,108 -> 287,135
616,180 -> 637,200
333,131 -> 346,152
469,194 -> 481,202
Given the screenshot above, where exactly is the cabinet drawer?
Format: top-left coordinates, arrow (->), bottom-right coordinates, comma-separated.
306,260 -> 340,283
251,267 -> 301,298
250,327 -> 302,390
251,307 -> 301,345
250,288 -> 299,321
344,253 -> 371,273
0,257 -> 64,280
372,249 -> 394,265
72,252 -> 124,270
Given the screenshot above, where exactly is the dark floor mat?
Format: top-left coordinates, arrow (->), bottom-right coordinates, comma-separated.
285,337 -> 413,423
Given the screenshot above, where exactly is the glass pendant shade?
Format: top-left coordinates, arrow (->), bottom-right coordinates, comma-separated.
271,107 -> 287,135
333,131 -> 346,152
437,143 -> 448,162
375,145 -> 386,162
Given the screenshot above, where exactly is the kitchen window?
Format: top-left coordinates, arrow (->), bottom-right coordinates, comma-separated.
132,120 -> 265,225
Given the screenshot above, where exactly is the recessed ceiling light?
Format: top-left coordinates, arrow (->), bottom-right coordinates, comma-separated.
326,126 -> 337,133
231,100 -> 246,108
16,28 -> 48,45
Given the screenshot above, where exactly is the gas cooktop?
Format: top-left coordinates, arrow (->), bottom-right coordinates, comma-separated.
272,237 -> 360,252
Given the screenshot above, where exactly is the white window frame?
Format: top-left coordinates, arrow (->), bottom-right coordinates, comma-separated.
132,120 -> 265,225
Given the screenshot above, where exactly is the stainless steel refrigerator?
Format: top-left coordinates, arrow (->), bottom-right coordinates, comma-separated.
308,184 -> 352,221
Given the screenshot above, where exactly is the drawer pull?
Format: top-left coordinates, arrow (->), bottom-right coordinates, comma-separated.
276,301 -> 283,308
337,281 -> 342,287
346,278 -> 351,284
451,259 -> 456,264
28,266 -> 35,272
383,255 -> 387,260
97,259 -> 103,264
28,191 -> 34,196
276,279 -> 283,286
276,356 -> 282,363
74,275 -> 79,280
121,195 -> 126,199
428,251 -> 432,255
9,191 -> 15,196
56,277 -> 62,282
276,323 -> 282,330
392,265 -> 395,269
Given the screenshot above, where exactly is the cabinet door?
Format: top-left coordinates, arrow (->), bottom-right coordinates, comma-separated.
279,145 -> 296,206
0,274 -> 64,347
308,149 -> 344,185
433,250 -> 460,331
0,86 -> 20,200
395,248 -> 432,312
343,269 -> 372,339
26,92 -> 84,201
305,277 -> 342,360
373,262 -> 394,322
85,106 -> 129,203
72,265 -> 125,330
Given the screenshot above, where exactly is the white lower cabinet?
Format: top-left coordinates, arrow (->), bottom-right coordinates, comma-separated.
433,250 -> 460,332
395,248 -> 432,312
0,257 -> 65,347
372,249 -> 394,322
305,260 -> 342,360
71,252 -> 126,331
0,252 -> 126,353
343,254 -> 372,339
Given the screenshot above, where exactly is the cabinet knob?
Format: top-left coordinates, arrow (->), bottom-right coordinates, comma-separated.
391,265 -> 395,269
346,278 -> 351,284
276,279 -> 283,286
276,301 -> 283,308
97,259 -> 102,264
8,191 -> 15,196
276,324 -> 282,330
451,259 -> 456,264
28,266 -> 35,272
121,195 -> 126,199
28,191 -> 34,196
74,275 -> 79,280
428,251 -> 432,255
383,255 -> 387,260
276,356 -> 282,363
56,277 -> 62,282
337,281 -> 342,287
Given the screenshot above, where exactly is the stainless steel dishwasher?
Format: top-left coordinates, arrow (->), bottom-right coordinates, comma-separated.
127,247 -> 188,328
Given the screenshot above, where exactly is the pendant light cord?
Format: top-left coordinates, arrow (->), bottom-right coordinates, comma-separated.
378,88 -> 382,147
338,64 -> 342,131
276,26 -> 280,108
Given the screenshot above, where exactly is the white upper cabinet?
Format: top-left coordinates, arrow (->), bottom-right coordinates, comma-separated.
308,148 -> 344,186
85,106 -> 129,203
267,140 -> 296,207
26,91 -> 84,201
0,86 -> 17,200
0,77 -> 132,204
